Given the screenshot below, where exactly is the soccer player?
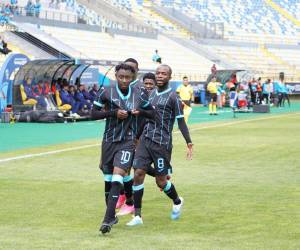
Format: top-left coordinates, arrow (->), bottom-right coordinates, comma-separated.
91,63 -> 154,234
143,72 -> 156,92
115,58 -> 141,214
125,58 -> 141,87
176,76 -> 194,123
126,64 -> 193,226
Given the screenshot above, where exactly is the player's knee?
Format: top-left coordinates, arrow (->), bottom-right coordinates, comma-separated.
134,169 -> 145,184
155,177 -> 166,189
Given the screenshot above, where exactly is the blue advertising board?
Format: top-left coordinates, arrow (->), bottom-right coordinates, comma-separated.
0,53 -> 30,114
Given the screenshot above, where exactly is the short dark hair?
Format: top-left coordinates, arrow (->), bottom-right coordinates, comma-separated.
124,58 -> 139,67
183,76 -> 188,80
158,64 -> 172,76
115,63 -> 136,74
143,72 -> 156,82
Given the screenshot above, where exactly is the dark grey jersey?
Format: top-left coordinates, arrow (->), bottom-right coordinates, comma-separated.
94,84 -> 150,142
143,87 -> 184,149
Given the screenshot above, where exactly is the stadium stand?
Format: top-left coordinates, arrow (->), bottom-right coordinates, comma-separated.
148,0 -> 300,44
41,25 -> 219,80
0,0 -> 299,82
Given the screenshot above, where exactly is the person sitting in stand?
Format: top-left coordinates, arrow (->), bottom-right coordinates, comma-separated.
60,81 -> 80,118
33,80 -> 50,96
152,49 -> 162,64
24,78 -> 47,108
89,84 -> 99,103
75,84 -> 92,111
82,84 -> 93,104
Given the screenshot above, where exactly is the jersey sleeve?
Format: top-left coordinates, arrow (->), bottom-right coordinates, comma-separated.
93,86 -> 107,109
173,93 -> 184,119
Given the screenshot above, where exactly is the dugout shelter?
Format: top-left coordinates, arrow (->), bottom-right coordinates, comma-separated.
12,58 -> 119,122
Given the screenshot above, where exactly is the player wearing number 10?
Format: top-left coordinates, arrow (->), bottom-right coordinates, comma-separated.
127,64 -> 193,226
91,63 -> 154,234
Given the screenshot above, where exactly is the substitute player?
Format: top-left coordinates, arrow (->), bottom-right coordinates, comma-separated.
91,63 -> 154,234
127,65 -> 193,226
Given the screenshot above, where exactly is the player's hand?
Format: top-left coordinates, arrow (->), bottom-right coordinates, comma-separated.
186,143 -> 193,160
131,109 -> 140,116
117,109 -> 128,120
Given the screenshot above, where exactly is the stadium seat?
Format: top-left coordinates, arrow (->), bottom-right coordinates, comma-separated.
20,84 -> 37,106
55,90 -> 72,112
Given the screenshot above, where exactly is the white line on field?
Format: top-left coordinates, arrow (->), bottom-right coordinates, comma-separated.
0,144 -> 100,164
0,112 -> 299,164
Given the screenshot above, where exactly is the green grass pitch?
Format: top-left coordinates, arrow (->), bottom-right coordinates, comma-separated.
0,113 -> 299,249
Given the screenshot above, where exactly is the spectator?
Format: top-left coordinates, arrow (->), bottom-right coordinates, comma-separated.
226,74 -> 238,108
274,80 -> 290,107
10,0 -> 19,15
211,63 -> 217,75
34,0 -> 41,18
262,79 -> 272,104
0,9 -> 10,26
256,77 -> 263,104
0,37 -> 12,55
152,49 -> 161,64
75,84 -> 92,110
24,78 -> 47,108
69,85 -> 76,99
60,81 -> 80,117
25,0 -> 34,16
89,84 -> 99,102
249,78 -> 257,105
33,80 -> 50,96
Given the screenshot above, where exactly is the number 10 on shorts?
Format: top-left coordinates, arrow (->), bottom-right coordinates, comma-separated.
121,151 -> 131,164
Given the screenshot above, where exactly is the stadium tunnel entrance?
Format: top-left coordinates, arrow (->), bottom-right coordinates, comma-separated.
12,58 -> 119,122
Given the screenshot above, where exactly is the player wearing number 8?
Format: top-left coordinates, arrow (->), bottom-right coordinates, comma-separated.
127,65 -> 193,227
91,63 -> 155,234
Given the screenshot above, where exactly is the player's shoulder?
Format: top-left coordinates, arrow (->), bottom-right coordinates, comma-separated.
169,89 -> 181,102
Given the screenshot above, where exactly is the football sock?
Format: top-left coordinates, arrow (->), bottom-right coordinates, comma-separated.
104,181 -> 111,205
123,175 -> 133,206
103,175 -> 122,222
209,103 -> 212,113
133,183 -> 144,217
213,104 -> 217,113
163,181 -> 181,205
103,174 -> 112,206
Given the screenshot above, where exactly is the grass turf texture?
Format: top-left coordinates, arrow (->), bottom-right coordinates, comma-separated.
0,113 -> 300,249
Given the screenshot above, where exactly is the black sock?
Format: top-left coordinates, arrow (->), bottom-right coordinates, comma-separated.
103,181 -> 122,222
163,182 -> 181,205
133,183 -> 144,217
147,166 -> 156,177
124,176 -> 133,206
104,181 -> 111,206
